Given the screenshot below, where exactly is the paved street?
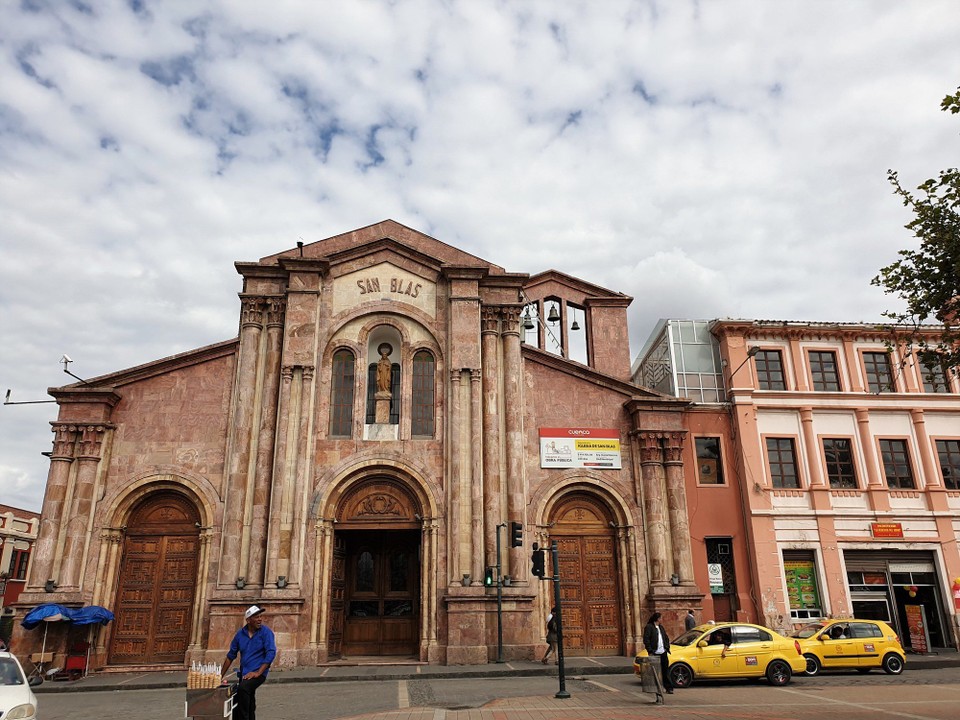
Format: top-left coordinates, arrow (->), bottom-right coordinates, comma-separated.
36,668 -> 960,720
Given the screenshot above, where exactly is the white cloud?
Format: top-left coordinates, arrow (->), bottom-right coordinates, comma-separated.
1,0 -> 957,510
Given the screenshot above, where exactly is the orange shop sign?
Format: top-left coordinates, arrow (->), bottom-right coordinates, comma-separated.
871,522 -> 904,538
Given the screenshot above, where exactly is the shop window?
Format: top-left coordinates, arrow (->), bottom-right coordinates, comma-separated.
783,551 -> 822,621
755,350 -> 787,390
808,350 -> 841,391
822,438 -> 858,489
766,437 -> 800,488
879,439 -> 915,489
935,439 -> 960,490
695,437 -> 725,485
863,351 -> 896,393
411,350 -> 435,437
329,349 -> 356,437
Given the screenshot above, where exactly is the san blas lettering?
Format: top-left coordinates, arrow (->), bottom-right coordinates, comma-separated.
356,276 -> 422,298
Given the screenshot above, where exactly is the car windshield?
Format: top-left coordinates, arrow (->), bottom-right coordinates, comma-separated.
0,658 -> 25,686
792,622 -> 826,639
671,629 -> 706,647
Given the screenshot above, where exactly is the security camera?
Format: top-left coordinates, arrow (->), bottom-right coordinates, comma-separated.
61,354 -> 73,364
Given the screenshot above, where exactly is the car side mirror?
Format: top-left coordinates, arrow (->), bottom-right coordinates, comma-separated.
697,640 -> 708,648
28,676 -> 43,687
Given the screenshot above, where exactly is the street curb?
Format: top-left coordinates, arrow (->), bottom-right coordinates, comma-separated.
32,657 -> 959,694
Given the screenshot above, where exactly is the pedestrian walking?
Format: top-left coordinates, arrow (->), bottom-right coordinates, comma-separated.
642,612 -> 673,695
541,606 -> 559,664
685,609 -> 697,631
221,605 -> 276,720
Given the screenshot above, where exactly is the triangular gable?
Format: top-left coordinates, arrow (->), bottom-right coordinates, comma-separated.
50,339 -> 238,391
259,219 -> 505,274
525,269 -> 631,304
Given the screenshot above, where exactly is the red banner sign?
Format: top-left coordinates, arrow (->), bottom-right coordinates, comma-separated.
905,604 -> 928,654
870,522 -> 904,538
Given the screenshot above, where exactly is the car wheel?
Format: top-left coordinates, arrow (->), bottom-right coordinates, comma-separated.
669,663 -> 694,689
856,667 -> 871,674
766,659 -> 792,686
882,653 -> 904,675
803,654 -> 821,676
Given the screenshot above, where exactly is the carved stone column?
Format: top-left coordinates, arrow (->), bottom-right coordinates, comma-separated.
265,365 -> 295,587
910,408 -> 941,489
220,296 -> 265,587
637,432 -> 669,585
470,368 -> 484,584
663,431 -> 695,585
288,364 -> 315,584
448,369 -> 463,583
500,306 -> 525,580
248,297 -> 285,585
60,424 -> 109,589
480,307 -> 502,567
29,423 -> 77,591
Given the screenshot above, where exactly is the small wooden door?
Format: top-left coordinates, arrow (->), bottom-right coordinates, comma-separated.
551,494 -> 622,656
342,530 -> 419,656
109,493 -> 199,665
328,535 -> 347,657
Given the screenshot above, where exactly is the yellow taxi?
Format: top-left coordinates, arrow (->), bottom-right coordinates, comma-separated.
792,619 -> 905,676
634,622 -> 806,688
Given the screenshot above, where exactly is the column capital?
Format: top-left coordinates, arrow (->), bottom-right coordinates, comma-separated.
481,306 -> 501,335
500,306 -> 522,337
76,424 -> 111,460
49,423 -> 78,461
239,295 -> 266,328
265,297 -> 287,328
635,431 -> 664,464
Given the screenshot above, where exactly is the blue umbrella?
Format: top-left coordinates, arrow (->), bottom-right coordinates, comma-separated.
20,603 -> 73,630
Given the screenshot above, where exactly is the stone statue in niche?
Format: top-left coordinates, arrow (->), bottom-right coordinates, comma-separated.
376,343 -> 393,393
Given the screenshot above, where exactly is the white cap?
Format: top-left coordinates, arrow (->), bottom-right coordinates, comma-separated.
245,605 -> 265,621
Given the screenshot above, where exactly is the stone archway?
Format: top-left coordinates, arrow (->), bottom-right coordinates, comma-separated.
549,492 -> 623,656
108,491 -> 200,665
329,477 -> 423,658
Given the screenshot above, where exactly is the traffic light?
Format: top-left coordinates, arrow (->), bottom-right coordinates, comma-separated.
510,521 -> 523,548
484,566 -> 494,587
531,546 -> 545,578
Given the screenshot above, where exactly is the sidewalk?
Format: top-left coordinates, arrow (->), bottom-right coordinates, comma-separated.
32,650 -> 960,694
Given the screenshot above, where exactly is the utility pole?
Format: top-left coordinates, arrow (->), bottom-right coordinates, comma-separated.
550,540 -> 569,699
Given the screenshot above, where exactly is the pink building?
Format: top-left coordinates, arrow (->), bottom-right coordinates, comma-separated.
711,320 -> 960,650
1,505 -> 39,644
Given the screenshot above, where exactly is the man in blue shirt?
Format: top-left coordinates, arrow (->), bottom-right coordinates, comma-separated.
220,605 -> 276,720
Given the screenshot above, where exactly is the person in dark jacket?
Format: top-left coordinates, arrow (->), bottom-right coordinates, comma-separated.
642,612 -> 673,693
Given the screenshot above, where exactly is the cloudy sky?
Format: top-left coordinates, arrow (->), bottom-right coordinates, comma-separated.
1,0 -> 957,512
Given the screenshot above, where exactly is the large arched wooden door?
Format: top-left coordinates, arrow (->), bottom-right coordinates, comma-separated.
550,493 -> 622,656
332,478 -> 421,657
109,492 -> 200,665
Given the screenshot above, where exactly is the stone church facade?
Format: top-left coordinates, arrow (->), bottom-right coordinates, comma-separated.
14,221 -> 702,669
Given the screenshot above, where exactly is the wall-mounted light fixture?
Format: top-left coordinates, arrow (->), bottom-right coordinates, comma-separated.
276,576 -> 287,589
235,577 -> 245,590
502,575 -> 511,587
670,573 -> 680,586
44,579 -> 58,593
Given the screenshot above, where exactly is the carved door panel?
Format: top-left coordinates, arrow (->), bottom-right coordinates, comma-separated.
109,492 -> 199,665
551,495 -> 622,656
342,530 -> 419,656
328,534 -> 346,658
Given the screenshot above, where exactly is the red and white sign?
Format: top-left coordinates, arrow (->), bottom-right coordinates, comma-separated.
870,522 -> 904,538
539,428 -> 622,469
905,604 -> 928,654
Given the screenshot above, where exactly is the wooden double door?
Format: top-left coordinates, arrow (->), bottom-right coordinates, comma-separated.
552,494 -> 623,656
338,530 -> 420,656
110,492 -> 200,665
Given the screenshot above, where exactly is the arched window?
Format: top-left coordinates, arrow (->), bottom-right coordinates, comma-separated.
330,349 -> 356,436
411,350 -> 435,437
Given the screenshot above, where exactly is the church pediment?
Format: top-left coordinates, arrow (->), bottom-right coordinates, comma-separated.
332,260 -> 438,318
